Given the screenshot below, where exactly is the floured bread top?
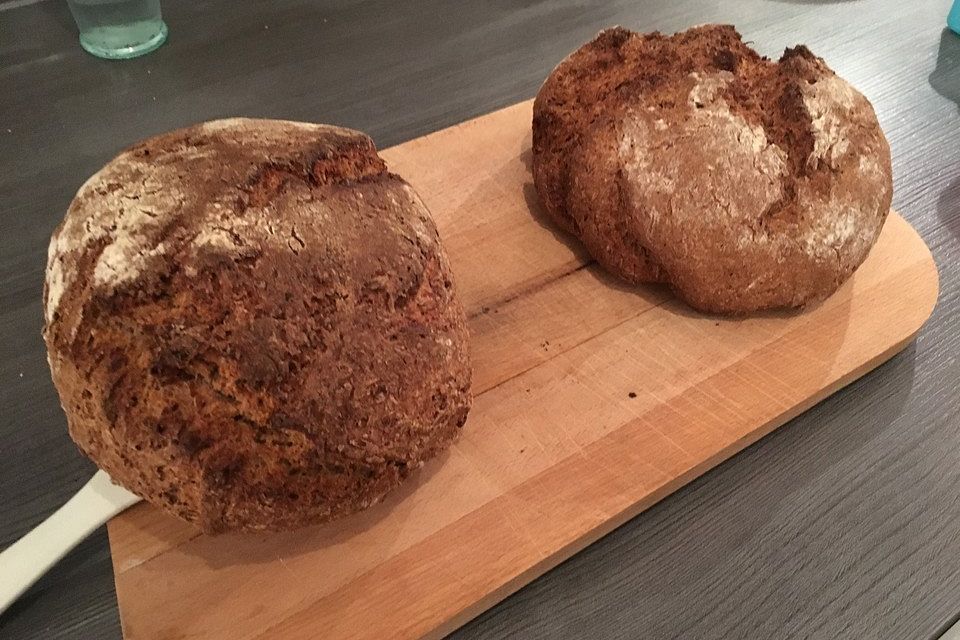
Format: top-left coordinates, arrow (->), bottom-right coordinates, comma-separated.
45,119 -> 398,325
532,24 -> 892,312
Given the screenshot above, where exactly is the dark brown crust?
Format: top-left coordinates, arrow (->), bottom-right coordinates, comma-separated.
533,26 -> 640,234
44,119 -> 472,532
566,115 -> 664,284
532,25 -> 893,312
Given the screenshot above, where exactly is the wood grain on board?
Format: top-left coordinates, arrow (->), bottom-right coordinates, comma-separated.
107,101 -> 938,640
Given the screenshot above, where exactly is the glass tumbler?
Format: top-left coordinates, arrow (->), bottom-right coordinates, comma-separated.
67,0 -> 168,60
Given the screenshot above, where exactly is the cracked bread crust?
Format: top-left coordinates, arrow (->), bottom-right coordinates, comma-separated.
43,118 -> 472,532
533,25 -> 892,313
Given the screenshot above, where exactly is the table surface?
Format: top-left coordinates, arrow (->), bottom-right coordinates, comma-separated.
2,0 -> 960,638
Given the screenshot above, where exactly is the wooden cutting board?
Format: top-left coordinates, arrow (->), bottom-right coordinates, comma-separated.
108,100 -> 938,640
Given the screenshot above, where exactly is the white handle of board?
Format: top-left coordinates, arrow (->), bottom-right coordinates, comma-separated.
0,470 -> 141,615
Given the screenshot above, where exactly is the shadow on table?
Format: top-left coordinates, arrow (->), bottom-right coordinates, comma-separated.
37,0 -> 77,34
936,174 -> 960,240
929,28 -> 960,108
931,30 -> 960,240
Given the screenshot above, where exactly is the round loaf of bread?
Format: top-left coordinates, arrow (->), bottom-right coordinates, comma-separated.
533,25 -> 893,313
43,119 -> 472,533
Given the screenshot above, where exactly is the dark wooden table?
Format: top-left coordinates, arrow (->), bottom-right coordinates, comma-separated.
2,0 -> 960,638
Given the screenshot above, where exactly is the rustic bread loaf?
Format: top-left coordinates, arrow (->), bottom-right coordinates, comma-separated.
533,25 -> 892,313
43,119 -> 472,533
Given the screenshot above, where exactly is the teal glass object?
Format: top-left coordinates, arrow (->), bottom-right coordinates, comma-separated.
67,0 -> 167,60
950,0 -> 960,35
